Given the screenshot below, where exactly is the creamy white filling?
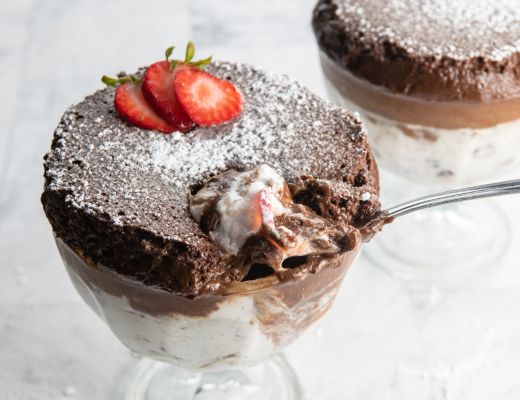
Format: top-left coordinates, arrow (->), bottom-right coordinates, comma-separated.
90,286 -> 277,369
324,77 -> 520,184
190,164 -> 286,255
57,240 -> 277,369
58,238 -> 342,370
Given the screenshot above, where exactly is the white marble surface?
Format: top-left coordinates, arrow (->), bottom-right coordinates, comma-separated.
1,1 -> 520,399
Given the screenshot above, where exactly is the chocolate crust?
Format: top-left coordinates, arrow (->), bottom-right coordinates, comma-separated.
42,61 -> 379,296
312,0 -> 520,102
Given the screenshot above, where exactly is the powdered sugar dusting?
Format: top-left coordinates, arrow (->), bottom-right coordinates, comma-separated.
43,61 -> 372,244
135,66 -> 355,185
333,0 -> 520,61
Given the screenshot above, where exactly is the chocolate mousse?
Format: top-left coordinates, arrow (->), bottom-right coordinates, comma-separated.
42,61 -> 380,298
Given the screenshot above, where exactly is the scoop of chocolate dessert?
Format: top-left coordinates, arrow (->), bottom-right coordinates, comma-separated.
42,59 -> 380,296
190,164 -> 380,284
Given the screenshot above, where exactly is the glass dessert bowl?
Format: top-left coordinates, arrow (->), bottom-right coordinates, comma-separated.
42,48 -> 381,400
51,162 -> 372,400
313,0 -> 520,279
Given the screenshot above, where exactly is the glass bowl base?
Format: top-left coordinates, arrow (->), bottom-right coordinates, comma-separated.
125,354 -> 302,400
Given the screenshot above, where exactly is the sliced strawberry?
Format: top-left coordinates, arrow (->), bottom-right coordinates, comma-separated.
114,82 -> 176,133
253,189 -> 284,249
142,61 -> 194,132
258,189 -> 276,229
174,68 -> 244,127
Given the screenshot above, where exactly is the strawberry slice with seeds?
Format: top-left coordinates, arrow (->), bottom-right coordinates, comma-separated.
142,61 -> 194,132
174,68 -> 244,127
114,82 -> 176,133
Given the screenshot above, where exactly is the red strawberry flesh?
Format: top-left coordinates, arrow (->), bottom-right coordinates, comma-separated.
174,68 -> 244,127
114,83 -> 176,133
142,61 -> 194,132
258,189 -> 276,229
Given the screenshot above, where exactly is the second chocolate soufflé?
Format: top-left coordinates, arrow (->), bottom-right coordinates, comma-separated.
313,0 -> 520,102
313,0 -> 520,129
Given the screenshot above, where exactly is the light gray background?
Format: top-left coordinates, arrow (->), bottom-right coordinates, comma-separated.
1,1 -> 519,399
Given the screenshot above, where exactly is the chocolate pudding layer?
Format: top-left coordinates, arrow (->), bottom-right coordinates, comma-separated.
42,61 -> 380,297
313,0 -> 520,102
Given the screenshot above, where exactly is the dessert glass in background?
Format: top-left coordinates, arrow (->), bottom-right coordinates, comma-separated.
56,237 -> 358,400
313,0 -> 520,280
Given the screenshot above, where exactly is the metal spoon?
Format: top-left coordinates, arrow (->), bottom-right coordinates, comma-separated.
387,178 -> 520,218
361,179 -> 520,239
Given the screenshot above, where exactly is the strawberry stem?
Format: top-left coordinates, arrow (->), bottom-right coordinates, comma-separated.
169,59 -> 177,72
101,74 -> 140,87
168,42 -> 212,71
101,75 -> 121,86
103,42 -> 213,84
165,46 -> 174,61
191,55 -> 213,69
185,41 -> 195,63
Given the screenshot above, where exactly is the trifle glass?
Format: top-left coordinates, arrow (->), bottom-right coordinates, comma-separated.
320,53 -> 518,280
320,54 -> 520,184
42,53 -> 382,399
56,236 -> 360,399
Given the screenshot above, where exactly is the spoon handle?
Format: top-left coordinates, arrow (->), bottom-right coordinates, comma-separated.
387,179 -> 520,218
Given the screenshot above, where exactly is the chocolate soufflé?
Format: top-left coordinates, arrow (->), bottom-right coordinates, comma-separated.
312,0 -> 520,103
313,0 -> 520,183
42,61 -> 380,297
